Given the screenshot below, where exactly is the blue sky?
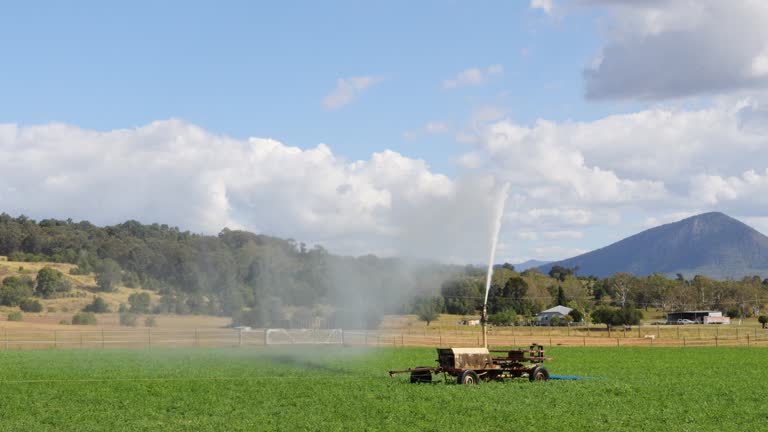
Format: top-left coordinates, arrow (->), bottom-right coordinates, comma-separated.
2,1 -> 768,264
1,1 -> 613,169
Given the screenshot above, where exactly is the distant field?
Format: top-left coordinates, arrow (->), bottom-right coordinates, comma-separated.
0,346 -> 765,431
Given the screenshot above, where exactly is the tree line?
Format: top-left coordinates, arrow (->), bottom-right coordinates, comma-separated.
0,214 -> 456,328
416,264 -> 768,327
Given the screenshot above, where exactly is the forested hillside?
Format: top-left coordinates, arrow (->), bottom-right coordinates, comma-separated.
0,214 -> 457,328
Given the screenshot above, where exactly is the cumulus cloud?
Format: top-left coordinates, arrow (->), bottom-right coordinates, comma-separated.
322,76 -> 383,110
460,98 -> 768,260
442,65 -> 504,89
582,0 -> 768,99
0,120 -> 510,263
530,0 -> 553,14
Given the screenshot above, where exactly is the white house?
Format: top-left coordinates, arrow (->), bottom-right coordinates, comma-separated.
535,305 -> 573,326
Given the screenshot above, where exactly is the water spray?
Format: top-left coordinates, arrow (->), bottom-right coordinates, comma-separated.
481,182 -> 510,349
389,182 -> 553,384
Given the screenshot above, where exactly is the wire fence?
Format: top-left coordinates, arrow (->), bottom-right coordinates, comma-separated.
1,324 -> 768,350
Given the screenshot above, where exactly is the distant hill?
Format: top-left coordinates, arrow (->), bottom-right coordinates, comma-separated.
540,212 -> 768,279
513,259 -> 551,272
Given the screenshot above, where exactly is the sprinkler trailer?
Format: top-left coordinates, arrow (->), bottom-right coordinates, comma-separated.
388,182 -> 554,385
388,343 -> 551,384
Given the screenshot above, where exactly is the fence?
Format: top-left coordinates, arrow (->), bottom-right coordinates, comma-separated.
1,324 -> 768,350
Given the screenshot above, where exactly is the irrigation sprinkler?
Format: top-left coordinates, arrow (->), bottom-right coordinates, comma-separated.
388,183 -> 552,384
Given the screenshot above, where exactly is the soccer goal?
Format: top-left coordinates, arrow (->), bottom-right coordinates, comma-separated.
264,328 -> 344,345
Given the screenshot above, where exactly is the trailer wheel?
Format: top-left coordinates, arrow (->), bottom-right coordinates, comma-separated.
529,366 -> 550,382
409,367 -> 432,384
458,370 -> 479,385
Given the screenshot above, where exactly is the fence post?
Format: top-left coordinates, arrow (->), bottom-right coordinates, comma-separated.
4,328 -> 7,350
747,333 -> 750,347
715,335 -> 718,347
583,336 -> 586,346
238,329 -> 243,347
616,337 -> 620,347
101,329 -> 105,349
683,337 -> 685,347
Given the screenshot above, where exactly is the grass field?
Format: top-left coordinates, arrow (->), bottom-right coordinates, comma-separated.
0,346 -> 765,431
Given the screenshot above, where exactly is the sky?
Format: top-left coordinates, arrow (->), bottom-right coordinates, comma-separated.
2,0 -> 768,265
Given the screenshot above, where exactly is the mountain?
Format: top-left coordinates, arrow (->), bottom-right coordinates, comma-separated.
513,259 -> 551,272
540,212 -> 768,279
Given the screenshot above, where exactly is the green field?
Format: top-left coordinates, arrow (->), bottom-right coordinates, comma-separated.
0,346 -> 764,431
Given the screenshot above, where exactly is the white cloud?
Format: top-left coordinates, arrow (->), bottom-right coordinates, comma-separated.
542,230 -> 584,240
643,211 -> 701,229
532,246 -> 587,261
442,65 -> 504,89
0,120 -> 515,263
530,0 -> 553,14
424,121 -> 450,134
403,121 -> 450,140
322,76 -> 383,110
582,0 -> 768,99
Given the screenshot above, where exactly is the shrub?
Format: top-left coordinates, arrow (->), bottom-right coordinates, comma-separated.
35,267 -> 68,298
488,308 -> 517,326
19,298 -> 43,313
7,311 -> 22,321
0,277 -> 34,306
145,316 -> 157,327
119,312 -> 138,327
47,307 -> 57,313
759,315 -> 768,329
71,312 -> 97,325
128,292 -> 151,314
59,319 -> 70,325
82,297 -> 111,313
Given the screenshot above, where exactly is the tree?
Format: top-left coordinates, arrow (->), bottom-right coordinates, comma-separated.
555,286 -> 568,306
487,308 -> 517,326
591,305 -> 640,328
548,265 -> 573,282
758,315 -> 768,329
35,267 -> 65,298
415,296 -> 444,326
591,306 -> 617,329
83,297 -> 111,313
96,259 -> 122,292
72,312 -> 97,325
489,276 -> 533,315
0,276 -> 34,306
567,308 -> 584,323
441,279 -> 482,315
128,292 -> 151,314
119,312 -> 138,326
19,298 -> 43,312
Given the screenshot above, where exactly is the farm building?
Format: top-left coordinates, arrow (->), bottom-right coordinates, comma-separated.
666,310 -> 730,324
534,305 -> 572,326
